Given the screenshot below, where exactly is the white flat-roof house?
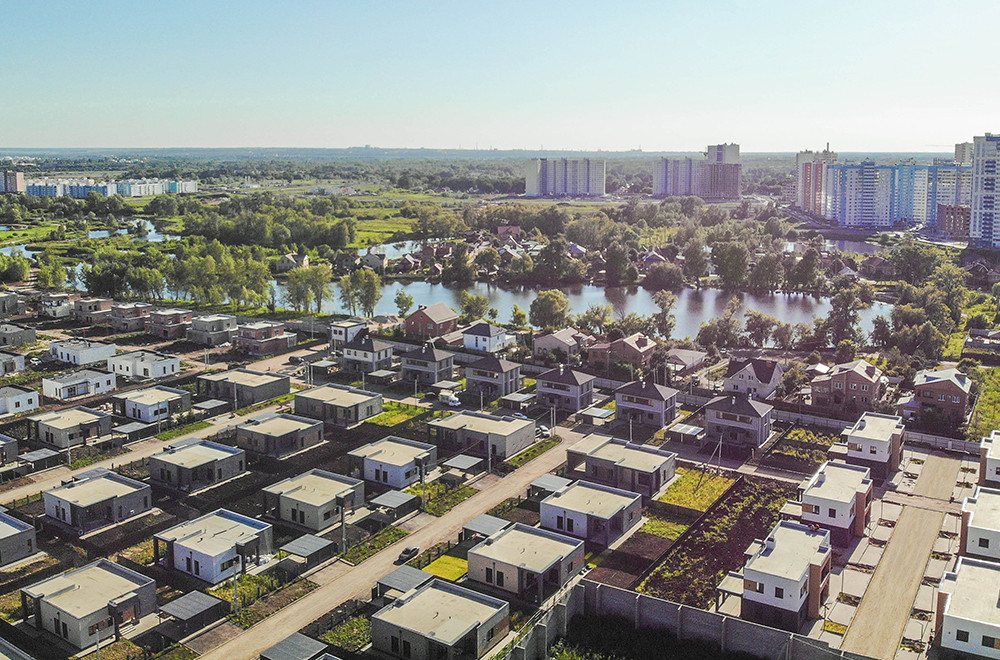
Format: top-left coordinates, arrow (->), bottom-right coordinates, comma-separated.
154,509 -> 273,585
49,339 -> 116,366
0,510 -> 36,567
565,433 -> 676,500
539,480 -> 642,547
235,413 -> 324,459
936,557 -> 1000,659
793,461 -> 873,545
107,350 -> 180,380
44,469 -> 151,535
42,369 -> 116,401
371,579 -> 509,660
110,385 -> 191,423
20,559 -> 156,650
467,523 -> 584,604
841,412 -> 905,480
149,439 -> 246,493
427,411 -> 535,461
262,469 -> 364,532
330,317 -> 367,349
293,384 -> 383,427
349,436 -> 437,489
0,385 -> 39,416
981,431 -> 1000,488
961,486 -> 1000,562
29,406 -> 113,449
736,520 -> 831,633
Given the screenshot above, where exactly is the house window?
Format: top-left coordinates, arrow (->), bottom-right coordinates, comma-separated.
774,587 -> 784,598
983,635 -> 1000,649
956,630 -> 969,642
496,571 -> 504,587
828,508 -> 836,518
567,518 -> 574,533
869,446 -> 877,455
391,637 -> 399,653
486,568 -> 493,583
980,538 -> 990,549
861,384 -> 869,392
556,516 -> 564,530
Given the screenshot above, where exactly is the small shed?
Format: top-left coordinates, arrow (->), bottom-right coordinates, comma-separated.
372,564 -> 434,602
310,359 -> 337,377
281,534 -> 335,569
460,514 -> 512,543
194,399 -> 229,418
158,591 -> 227,639
20,448 -> 60,471
528,474 -> 573,500
113,421 -> 156,444
260,632 -> 329,660
367,369 -> 397,386
579,406 -> 615,426
668,422 -> 705,444
500,392 -> 535,412
370,490 -> 420,520
441,454 -> 483,485
430,380 -> 463,396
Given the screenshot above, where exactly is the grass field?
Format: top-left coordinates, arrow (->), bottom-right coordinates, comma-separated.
506,436 -> 561,468
344,526 -> 409,564
320,615 -> 372,652
423,555 -> 468,580
657,467 -> 734,511
968,367 -> 1000,440
406,482 -> 478,516
157,420 -> 212,441
639,513 -> 690,540
368,401 -> 428,427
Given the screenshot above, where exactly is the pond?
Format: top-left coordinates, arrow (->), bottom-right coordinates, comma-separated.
270,279 -> 891,338
88,220 -> 174,242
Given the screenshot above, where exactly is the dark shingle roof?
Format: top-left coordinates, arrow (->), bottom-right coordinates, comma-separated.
706,393 -> 773,418
726,358 -> 780,383
343,332 -> 391,353
537,367 -> 596,387
464,322 -> 505,337
616,380 -> 678,401
468,356 -> 519,373
402,344 -> 455,362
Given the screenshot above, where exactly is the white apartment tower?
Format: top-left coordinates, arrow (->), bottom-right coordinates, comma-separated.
955,142 -> 975,167
795,145 -> 838,214
971,134 -> 1000,247
525,158 -> 605,197
706,143 -> 740,164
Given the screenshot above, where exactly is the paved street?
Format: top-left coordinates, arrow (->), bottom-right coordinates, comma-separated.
197,427 -> 587,660
840,452 -> 959,658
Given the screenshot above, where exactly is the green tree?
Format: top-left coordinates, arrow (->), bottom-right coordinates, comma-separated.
442,243 -> 474,283
394,289 -> 414,317
711,242 -> 749,288
682,239 -> 709,281
651,290 -> 677,339
286,267 -> 315,312
458,290 -> 490,321
744,311 -> 777,347
510,304 -> 528,328
643,262 -> 684,291
338,274 -> 358,315
473,248 -> 501,273
576,304 -> 612,334
351,269 -> 383,317
529,289 -> 571,330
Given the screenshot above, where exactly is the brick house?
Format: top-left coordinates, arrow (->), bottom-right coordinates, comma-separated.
404,303 -> 459,340
810,359 -> 884,414
897,367 -> 971,427
587,333 -> 656,371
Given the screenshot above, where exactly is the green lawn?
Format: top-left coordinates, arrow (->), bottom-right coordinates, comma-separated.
943,330 -> 966,360
405,482 -> 478,516
320,615 -> 372,652
344,526 -> 409,564
657,467 -> 734,511
969,367 -> 1000,440
76,639 -> 142,660
368,401 -> 428,427
234,393 -> 295,416
423,555 -> 468,581
157,420 -> 212,441
208,572 -> 279,606
506,436 -> 561,468
640,513 -> 690,540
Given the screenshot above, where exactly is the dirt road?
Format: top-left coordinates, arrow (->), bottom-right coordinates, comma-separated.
912,452 -> 960,499
197,429 -> 586,660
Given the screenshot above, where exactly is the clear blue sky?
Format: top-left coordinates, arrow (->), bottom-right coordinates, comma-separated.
3,0 -> 997,151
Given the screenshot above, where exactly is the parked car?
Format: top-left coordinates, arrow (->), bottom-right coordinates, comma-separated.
397,546 -> 419,563
511,412 -> 529,420
536,425 -> 551,438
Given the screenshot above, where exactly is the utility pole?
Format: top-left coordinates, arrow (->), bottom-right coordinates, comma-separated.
232,543 -> 239,615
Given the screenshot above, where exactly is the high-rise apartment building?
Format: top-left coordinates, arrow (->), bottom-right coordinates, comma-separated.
795,145 -> 837,214
653,143 -> 741,201
706,143 -> 740,164
525,158 -> 605,197
895,163 -> 972,227
1,171 -> 26,194
971,134 -> 1000,247
823,161 -> 897,228
955,142 -> 975,167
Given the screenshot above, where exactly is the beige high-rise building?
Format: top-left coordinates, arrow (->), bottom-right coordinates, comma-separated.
1,171 -> 25,194
525,158 -> 605,197
955,142 -> 975,167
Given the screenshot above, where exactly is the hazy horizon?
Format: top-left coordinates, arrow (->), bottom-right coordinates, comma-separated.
3,0 -> 997,151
